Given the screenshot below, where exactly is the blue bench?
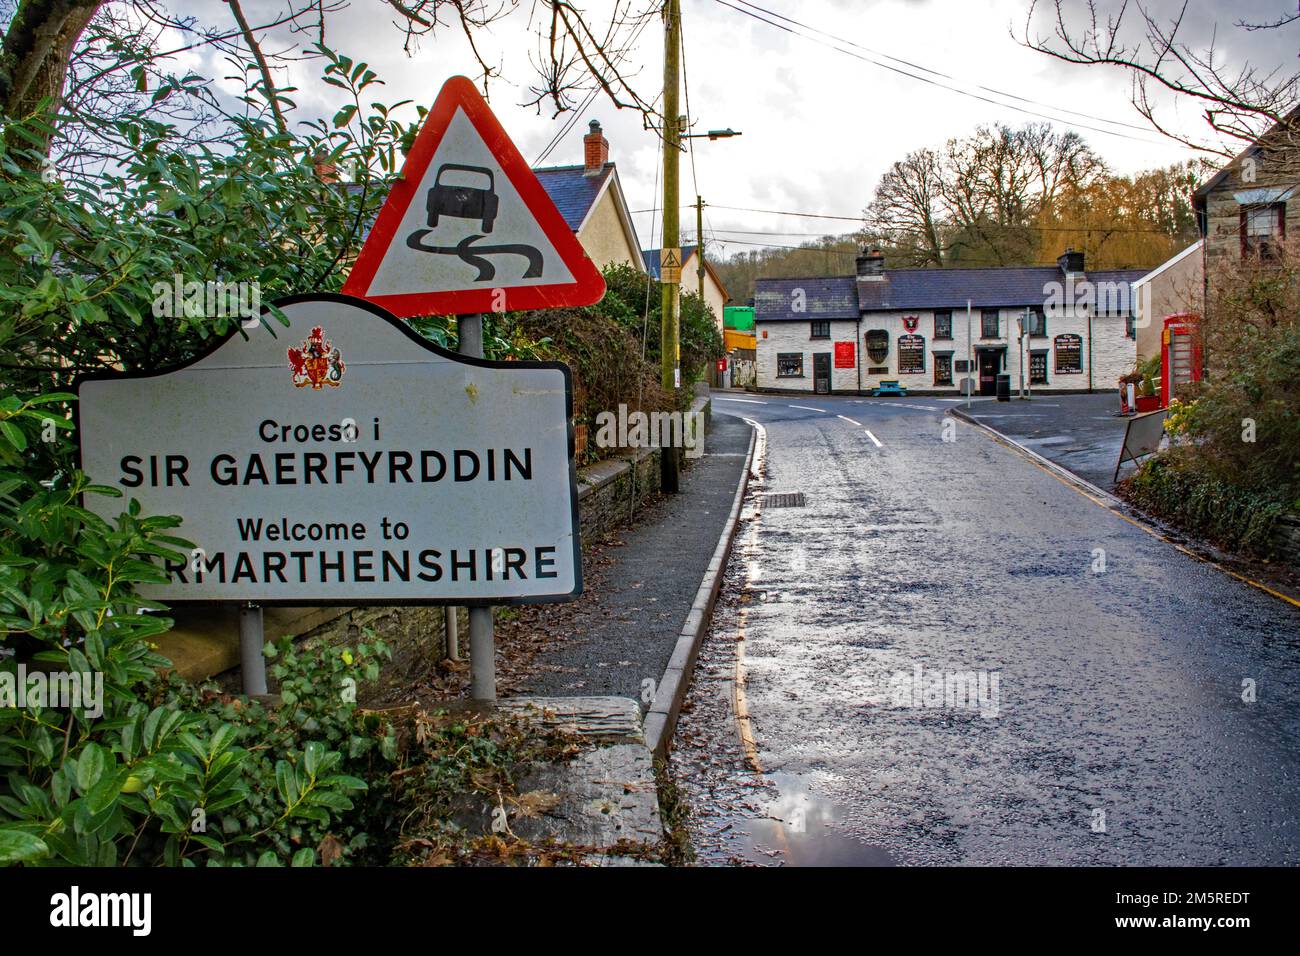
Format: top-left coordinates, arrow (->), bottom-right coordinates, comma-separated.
871,380 -> 908,397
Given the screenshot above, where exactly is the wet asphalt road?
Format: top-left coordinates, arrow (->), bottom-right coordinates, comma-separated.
672,392 -> 1300,866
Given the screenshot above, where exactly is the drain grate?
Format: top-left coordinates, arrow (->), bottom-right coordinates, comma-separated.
761,492 -> 806,508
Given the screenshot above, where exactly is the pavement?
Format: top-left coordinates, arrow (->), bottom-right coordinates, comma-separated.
501,411 -> 752,701
672,393 -> 1300,866
481,409 -> 752,861
950,392 -> 1131,489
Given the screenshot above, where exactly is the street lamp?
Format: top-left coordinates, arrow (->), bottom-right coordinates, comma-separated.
681,128 -> 743,140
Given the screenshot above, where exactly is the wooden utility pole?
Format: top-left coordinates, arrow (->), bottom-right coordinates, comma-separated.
660,0 -> 681,494
696,195 -> 705,307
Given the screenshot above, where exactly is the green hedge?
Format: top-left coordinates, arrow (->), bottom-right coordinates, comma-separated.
1124,454 -> 1288,557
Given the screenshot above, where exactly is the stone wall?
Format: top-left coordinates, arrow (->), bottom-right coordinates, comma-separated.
296,396 -> 710,666
1272,513 -> 1300,568
1201,153 -> 1300,271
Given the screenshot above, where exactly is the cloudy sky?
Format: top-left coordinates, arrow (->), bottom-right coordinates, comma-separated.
176,0 -> 1295,259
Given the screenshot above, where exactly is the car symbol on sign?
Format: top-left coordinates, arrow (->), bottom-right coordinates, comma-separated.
426,163 -> 499,234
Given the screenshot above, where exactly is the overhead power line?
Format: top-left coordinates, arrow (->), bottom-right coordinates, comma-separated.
712,0 -> 1173,145
532,11 -> 657,166
635,203 -> 865,221
640,203 -> 1185,236
731,0 -> 1154,134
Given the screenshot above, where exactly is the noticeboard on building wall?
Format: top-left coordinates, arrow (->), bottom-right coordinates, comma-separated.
1054,333 -> 1083,374
834,341 -> 855,368
898,334 -> 925,374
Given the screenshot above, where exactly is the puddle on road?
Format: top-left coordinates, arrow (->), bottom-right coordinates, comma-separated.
728,772 -> 895,867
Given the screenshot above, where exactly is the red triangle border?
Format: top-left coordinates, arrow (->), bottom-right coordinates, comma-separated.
342,76 -> 606,316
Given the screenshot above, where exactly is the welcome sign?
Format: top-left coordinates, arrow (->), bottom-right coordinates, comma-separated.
75,294 -> 581,604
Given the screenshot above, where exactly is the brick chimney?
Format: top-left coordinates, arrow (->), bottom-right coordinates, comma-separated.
1057,247 -> 1085,275
856,247 -> 885,279
312,150 -> 339,184
583,120 -> 609,176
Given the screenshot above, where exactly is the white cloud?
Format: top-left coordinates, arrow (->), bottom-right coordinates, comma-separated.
167,0 -> 1289,259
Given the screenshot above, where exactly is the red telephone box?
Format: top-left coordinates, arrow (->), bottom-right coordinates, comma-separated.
1161,313 -> 1202,408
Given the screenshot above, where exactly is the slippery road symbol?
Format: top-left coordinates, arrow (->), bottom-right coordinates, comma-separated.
405,230 -> 543,282
404,163 -> 544,282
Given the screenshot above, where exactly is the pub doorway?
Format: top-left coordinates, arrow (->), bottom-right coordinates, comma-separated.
813,352 -> 831,394
976,347 -> 1005,396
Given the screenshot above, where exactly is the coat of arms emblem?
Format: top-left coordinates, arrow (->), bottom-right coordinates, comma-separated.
287,326 -> 345,389
903,315 -> 919,332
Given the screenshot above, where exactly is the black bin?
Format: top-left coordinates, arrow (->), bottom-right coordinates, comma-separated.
996,374 -> 1011,402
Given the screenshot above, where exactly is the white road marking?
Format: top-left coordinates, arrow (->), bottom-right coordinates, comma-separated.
837,414 -> 862,426
716,397 -> 768,404
788,404 -> 826,412
864,430 -> 883,448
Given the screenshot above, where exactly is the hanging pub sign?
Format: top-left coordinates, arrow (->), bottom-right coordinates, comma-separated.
865,329 -> 889,365
1054,333 -> 1083,373
897,334 -> 925,374
902,316 -> 919,332
75,294 -> 582,605
834,341 -> 856,368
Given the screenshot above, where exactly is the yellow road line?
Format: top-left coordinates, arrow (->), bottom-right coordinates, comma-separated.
968,420 -> 1300,611
733,611 -> 763,774
732,419 -> 768,775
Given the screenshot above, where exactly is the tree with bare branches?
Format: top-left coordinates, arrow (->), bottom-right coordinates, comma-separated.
1021,0 -> 1300,163
1,0 -> 661,168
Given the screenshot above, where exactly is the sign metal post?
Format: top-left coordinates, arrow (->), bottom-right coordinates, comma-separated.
966,300 -> 973,409
239,603 -> 267,695
458,312 -> 496,701
444,607 -> 460,660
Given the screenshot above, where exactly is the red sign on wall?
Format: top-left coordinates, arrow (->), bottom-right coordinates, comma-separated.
834,341 -> 855,368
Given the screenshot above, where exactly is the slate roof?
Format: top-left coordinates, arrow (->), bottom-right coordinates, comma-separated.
348,163 -> 611,243
756,266 -> 1146,320
641,245 -> 698,279
753,276 -> 859,321
531,163 -> 614,230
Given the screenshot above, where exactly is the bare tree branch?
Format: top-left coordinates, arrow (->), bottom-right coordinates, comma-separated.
1021,0 -> 1300,158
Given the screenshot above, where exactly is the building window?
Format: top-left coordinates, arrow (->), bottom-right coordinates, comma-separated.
897,334 -> 925,374
934,310 -> 953,340
981,309 -> 1000,338
777,352 -> 804,377
1029,350 -> 1048,385
1241,203 -> 1285,258
1027,307 -> 1047,337
1054,334 -> 1083,374
934,352 -> 953,386
810,320 -> 830,339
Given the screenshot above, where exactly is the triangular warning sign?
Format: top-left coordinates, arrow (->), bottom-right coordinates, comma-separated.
343,76 -> 605,316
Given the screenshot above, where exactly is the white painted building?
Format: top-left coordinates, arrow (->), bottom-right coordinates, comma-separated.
753,250 -> 1144,395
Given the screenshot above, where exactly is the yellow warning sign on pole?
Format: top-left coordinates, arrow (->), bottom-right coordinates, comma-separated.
660,247 -> 682,284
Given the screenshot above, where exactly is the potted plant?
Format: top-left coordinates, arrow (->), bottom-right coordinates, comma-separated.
1135,355 -> 1162,413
